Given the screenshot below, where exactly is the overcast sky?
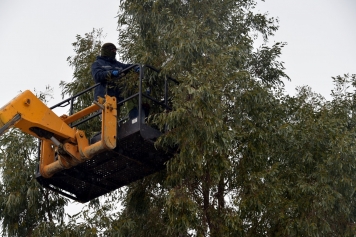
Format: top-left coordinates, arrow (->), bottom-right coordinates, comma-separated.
1,0 -> 355,109
0,0 -> 120,111
257,0 -> 356,98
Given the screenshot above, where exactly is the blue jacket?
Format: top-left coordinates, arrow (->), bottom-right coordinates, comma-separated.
91,56 -> 132,101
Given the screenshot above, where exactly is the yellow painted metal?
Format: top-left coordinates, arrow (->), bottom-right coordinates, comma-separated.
39,140 -> 57,178
82,141 -> 108,159
42,95 -> 117,177
39,139 -> 76,178
0,90 -> 119,179
61,142 -> 82,165
75,130 -> 90,160
79,95 -> 117,159
0,90 -> 75,140
101,95 -> 117,149
62,103 -> 101,125
42,158 -> 66,178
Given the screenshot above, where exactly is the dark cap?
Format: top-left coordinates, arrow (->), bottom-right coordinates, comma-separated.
101,43 -> 117,58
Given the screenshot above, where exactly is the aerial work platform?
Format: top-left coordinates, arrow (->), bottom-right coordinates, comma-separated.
0,64 -> 177,202
36,116 -> 171,202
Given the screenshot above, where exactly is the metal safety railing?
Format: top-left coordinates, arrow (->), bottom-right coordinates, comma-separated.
49,64 -> 178,128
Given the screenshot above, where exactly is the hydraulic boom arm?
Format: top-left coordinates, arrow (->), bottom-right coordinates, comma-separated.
0,90 -> 118,178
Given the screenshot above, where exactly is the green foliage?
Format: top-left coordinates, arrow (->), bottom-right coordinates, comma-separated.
1,1 -> 355,236
60,28 -> 104,135
115,0 -> 286,236
61,28 -> 103,103
113,0 -> 356,236
232,77 -> 356,236
0,90 -> 67,237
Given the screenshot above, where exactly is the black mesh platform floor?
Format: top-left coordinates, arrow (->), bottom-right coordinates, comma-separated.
36,121 -> 173,203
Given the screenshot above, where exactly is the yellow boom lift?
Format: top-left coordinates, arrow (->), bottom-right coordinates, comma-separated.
0,65 -> 176,202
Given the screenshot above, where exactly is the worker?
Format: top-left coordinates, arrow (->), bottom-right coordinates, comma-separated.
92,42 -> 148,120
91,42 -> 137,102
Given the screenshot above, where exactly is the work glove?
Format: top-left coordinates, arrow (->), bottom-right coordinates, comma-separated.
111,70 -> 120,77
146,87 -> 151,95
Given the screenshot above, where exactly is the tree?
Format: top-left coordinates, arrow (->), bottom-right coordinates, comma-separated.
0,89 -> 67,237
61,28 -> 104,106
231,77 -> 356,236
0,30 -> 108,237
1,0 -> 355,236
114,0 -> 274,236
60,28 -> 104,135
110,0 -> 356,236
